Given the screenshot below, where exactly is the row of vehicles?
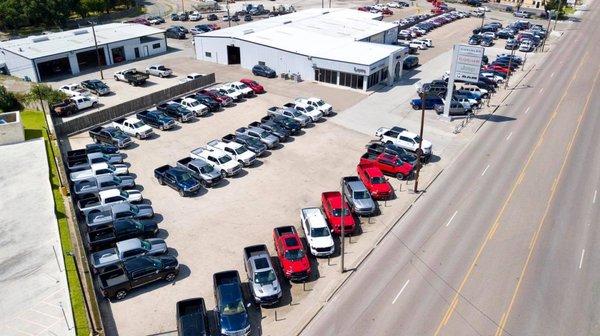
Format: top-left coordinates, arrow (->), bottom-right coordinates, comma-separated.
397,10 -> 468,55
469,19 -> 547,52
153,96 -> 334,196
174,124 -> 433,335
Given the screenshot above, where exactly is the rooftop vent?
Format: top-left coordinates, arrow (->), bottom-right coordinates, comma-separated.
73,30 -> 89,36
283,20 -> 292,24
31,36 -> 49,43
243,29 -> 254,35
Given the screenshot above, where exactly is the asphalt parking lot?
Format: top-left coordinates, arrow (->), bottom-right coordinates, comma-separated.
61,3 -> 559,335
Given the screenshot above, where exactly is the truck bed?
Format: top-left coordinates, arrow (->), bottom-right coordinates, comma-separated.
99,270 -> 128,288
176,157 -> 193,166
243,244 -> 269,260
154,165 -> 171,176
92,248 -> 119,267
342,176 -> 361,183
213,270 -> 240,286
273,225 -> 296,238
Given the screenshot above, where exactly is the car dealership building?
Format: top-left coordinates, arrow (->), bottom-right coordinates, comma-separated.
194,8 -> 408,91
0,23 -> 167,82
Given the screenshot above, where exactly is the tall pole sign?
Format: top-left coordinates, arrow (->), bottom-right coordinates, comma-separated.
442,44 -> 484,120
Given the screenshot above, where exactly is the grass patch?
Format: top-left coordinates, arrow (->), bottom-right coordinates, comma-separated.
563,6 -> 576,15
21,110 -> 91,336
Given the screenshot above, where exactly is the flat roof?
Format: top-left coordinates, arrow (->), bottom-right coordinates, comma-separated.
0,23 -> 164,59
198,8 -> 404,65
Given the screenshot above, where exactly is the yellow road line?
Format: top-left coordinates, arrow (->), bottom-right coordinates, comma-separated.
433,52 -> 589,336
497,66 -> 600,336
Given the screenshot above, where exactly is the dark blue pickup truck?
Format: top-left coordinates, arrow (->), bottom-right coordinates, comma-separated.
213,270 -> 250,336
154,165 -> 202,197
156,103 -> 194,122
137,110 -> 176,130
410,96 -> 444,110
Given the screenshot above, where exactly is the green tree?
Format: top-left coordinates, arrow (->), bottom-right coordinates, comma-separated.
0,85 -> 22,112
27,83 -> 68,106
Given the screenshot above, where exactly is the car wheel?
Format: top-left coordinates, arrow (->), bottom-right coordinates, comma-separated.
179,189 -> 185,197
115,290 -> 127,300
114,76 -> 119,81
160,125 -> 165,131
396,173 -> 405,180
92,102 -> 98,108
165,273 -> 177,282
159,73 -> 164,78
412,104 -> 420,110
386,141 -> 393,145
158,178 -> 165,185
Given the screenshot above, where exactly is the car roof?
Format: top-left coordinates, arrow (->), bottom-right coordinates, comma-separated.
116,238 -> 142,251
99,189 -> 120,198
347,180 -> 368,192
364,166 -> 384,177
302,208 -> 328,228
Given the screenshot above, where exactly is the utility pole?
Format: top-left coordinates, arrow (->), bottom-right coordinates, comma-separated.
340,180 -> 345,273
89,21 -> 104,80
504,46 -> 516,89
540,14 -> 552,52
414,90 -> 426,193
480,11 -> 485,29
226,1 -> 232,28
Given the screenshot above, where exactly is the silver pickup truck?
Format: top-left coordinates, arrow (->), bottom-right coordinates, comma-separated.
176,157 -> 223,187
67,152 -> 124,172
73,174 -> 136,196
77,189 -> 143,216
85,203 -> 154,227
267,106 -> 310,126
91,237 -> 167,274
243,244 -> 282,305
341,176 -> 377,216
69,162 -> 129,182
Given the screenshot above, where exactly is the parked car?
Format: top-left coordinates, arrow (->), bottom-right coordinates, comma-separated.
365,141 -> 418,167
188,94 -> 220,112
189,11 -> 202,21
156,103 -> 194,122
147,16 -> 165,24
300,207 -> 335,257
212,271 -> 251,336
235,126 -> 279,149
273,226 -> 311,281
283,101 -> 323,122
70,162 -> 128,182
403,55 -> 419,69
59,83 -> 91,97
136,110 -> 176,130
91,237 -> 167,274
481,36 -> 494,47
468,34 -> 483,45
73,174 -> 135,197
85,143 -> 119,155
171,97 -> 209,117
217,86 -> 243,101
260,115 -> 301,135
243,245 -> 282,305
71,95 -> 99,111
198,89 -> 234,107
98,255 -> 178,300
86,218 -> 158,252
239,78 -> 264,94
267,106 -> 310,126
154,165 -> 202,196
434,101 -> 470,115
356,163 -> 393,199
77,188 -> 142,216
359,151 -> 413,179
294,97 -> 333,116
321,191 -> 356,234
166,27 -> 186,39
410,96 -> 444,110
248,121 -> 290,141
223,81 -> 254,97
207,14 -> 218,21
207,139 -> 256,166
190,147 -> 242,177
81,79 -> 111,96
252,64 -> 276,78
341,176 -> 376,216
180,73 -> 207,83
513,10 -> 532,18
145,64 -> 173,78
86,202 -> 154,228
113,68 -> 149,86
112,117 -> 154,139
505,38 -> 519,50
244,14 -> 253,21
89,126 -> 132,149
176,298 -> 210,336
519,40 -> 534,52
176,157 -> 223,187
50,99 -> 78,117
67,152 -> 123,172
222,133 -> 267,156
375,126 -> 432,160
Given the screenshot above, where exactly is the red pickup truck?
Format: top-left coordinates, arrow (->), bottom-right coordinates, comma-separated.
359,153 -> 413,179
356,163 -> 393,200
273,226 -> 311,281
321,192 -> 356,235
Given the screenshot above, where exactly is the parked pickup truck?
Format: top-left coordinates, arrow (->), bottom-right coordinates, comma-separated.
71,95 -> 99,111
81,79 -> 111,96
86,218 -> 158,252
356,163 -> 393,200
295,97 -> 333,116
112,117 -> 154,139
266,106 -> 310,126
341,176 -> 377,216
145,64 -> 173,78
73,174 -> 135,197
222,134 -> 267,157
198,89 -> 234,107
321,191 -> 356,234
67,152 -> 123,172
224,81 -> 254,97
273,226 -> 311,281
365,141 -> 418,167
180,73 -> 206,83
283,102 -> 323,122
300,207 -> 335,257
98,255 -> 179,300
243,245 -> 282,305
248,121 -> 289,141
114,68 -> 150,86
77,188 -> 142,216
176,157 -> 223,187
375,126 -> 433,161
85,143 -> 119,155
89,126 -> 133,149
171,97 -> 209,117
156,103 -> 194,122
236,126 -> 279,149
91,237 -> 167,274
359,152 -> 413,180
154,165 -> 202,196
187,93 -> 220,112
136,110 -> 176,130
176,298 -> 211,336
59,83 -> 91,97
50,99 -> 77,117
213,270 -> 251,336
69,162 -> 129,182
67,148 -> 123,162
207,139 -> 256,166
190,147 -> 242,177
86,202 -> 154,227
260,115 -> 302,134
217,86 -> 243,101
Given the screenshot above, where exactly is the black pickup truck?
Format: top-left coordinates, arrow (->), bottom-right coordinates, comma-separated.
136,110 -> 176,130
222,133 -> 267,157
176,298 -> 211,336
89,126 -> 133,149
154,164 -> 202,197
51,99 -> 78,117
85,143 -> 119,155
261,115 -> 302,134
86,218 -> 158,252
156,103 -> 194,122
213,270 -> 251,336
114,68 -> 150,86
98,255 -> 179,300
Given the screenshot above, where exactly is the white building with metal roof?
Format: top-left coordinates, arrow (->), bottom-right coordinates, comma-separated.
194,8 -> 407,91
0,23 -> 167,82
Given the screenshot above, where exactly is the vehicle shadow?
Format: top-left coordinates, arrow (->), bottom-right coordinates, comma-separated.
167,247 -> 179,257
133,184 -> 144,192
250,160 -> 264,168
295,130 -> 307,136
269,257 -> 293,308
156,228 -> 169,239
230,170 -> 249,179
326,111 -> 338,118
283,136 -> 295,143
146,132 -> 160,140
190,187 -> 209,198
473,113 -> 516,123
260,151 -> 272,158
168,124 -> 183,131
125,143 -> 140,150
210,179 -> 230,189
271,143 -> 284,150
153,213 -> 165,224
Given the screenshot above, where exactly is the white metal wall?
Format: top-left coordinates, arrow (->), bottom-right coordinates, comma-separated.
3,51 -> 37,81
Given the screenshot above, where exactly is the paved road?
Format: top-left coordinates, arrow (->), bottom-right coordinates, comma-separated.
302,3 -> 600,336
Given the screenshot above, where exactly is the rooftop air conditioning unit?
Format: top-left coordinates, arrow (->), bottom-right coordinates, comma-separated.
31,36 -> 49,43
73,30 -> 89,36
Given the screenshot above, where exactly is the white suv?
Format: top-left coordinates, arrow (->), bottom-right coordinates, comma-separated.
206,139 -> 256,166
190,147 -> 242,177
300,207 -> 335,257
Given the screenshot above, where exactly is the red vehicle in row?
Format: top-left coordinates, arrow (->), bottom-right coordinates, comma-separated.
239,78 -> 265,94
273,226 -> 311,281
359,152 -> 413,179
356,163 -> 393,200
321,192 -> 356,234
197,89 -> 234,107
483,64 -> 510,75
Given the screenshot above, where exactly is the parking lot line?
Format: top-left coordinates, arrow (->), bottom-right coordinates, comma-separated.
445,211 -> 458,227
525,107 -> 530,114
539,88 -> 544,94
481,165 -> 490,176
506,132 -> 513,141
551,72 -> 555,78
579,249 -> 585,269
593,190 -> 597,204
392,280 -> 410,304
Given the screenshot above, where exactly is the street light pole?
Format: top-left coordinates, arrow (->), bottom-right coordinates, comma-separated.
414,91 -> 425,193
340,180 -> 345,273
480,11 -> 485,29
89,21 -> 104,80
504,46 -> 516,89
540,13 -> 552,52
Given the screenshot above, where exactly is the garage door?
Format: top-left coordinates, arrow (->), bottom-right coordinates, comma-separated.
76,49 -> 106,71
37,58 -> 72,81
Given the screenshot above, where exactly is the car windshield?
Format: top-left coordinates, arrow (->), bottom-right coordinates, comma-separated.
188,101 -> 198,107
305,106 -> 315,112
141,240 -> 151,250
130,204 -> 139,214
259,131 -> 270,138
371,177 -> 386,184
218,156 -> 232,164
316,99 -> 325,106
157,66 -> 166,70
332,208 -> 350,217
353,191 -> 370,199
221,300 -> 245,315
254,270 -> 276,284
119,190 -> 129,198
235,147 -> 247,155
106,163 -> 116,171
291,110 -> 302,117
225,88 -> 235,93
414,136 -> 422,143
133,121 -> 145,128
200,164 -> 215,174
284,249 -> 305,261
311,227 -> 330,237
151,259 -> 163,269
239,83 -> 248,89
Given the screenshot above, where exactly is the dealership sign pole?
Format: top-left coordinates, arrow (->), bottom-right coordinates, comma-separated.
443,44 -> 484,120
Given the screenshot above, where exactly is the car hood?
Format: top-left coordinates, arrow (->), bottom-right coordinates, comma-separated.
220,312 -> 249,332
111,164 -> 129,175
146,238 -> 168,254
330,214 -> 355,227
125,189 -> 143,201
204,170 -> 222,180
265,135 -> 279,143
252,279 -> 281,296
296,115 -> 311,123
285,256 -> 310,272
354,198 -> 375,210
141,221 -> 159,235
309,236 -> 334,249
181,178 -> 200,190
135,204 -> 154,216
371,182 -> 393,195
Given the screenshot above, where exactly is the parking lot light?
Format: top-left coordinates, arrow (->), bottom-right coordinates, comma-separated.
414,88 -> 428,193
504,47 -> 516,89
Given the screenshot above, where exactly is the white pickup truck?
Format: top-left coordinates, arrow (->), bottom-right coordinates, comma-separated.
71,95 -> 99,111
300,207 -> 335,257
283,102 -> 323,122
77,188 -> 143,216
112,117 -> 154,139
207,139 -> 256,166
69,162 -> 129,182
223,82 -> 254,97
59,83 -> 91,97
179,73 -> 207,83
190,147 -> 242,177
145,64 -> 172,78
375,126 -> 433,160
294,97 -> 333,116
171,97 -> 208,117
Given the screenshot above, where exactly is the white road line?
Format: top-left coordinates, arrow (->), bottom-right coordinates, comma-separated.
579,249 -> 585,269
525,107 -> 530,114
392,280 -> 410,304
506,132 -> 513,141
481,165 -> 490,176
445,211 -> 458,227
539,88 -> 544,94
594,190 -> 597,204
550,72 -> 555,78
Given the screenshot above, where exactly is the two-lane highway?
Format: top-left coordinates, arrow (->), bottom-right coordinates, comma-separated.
302,3 -> 600,335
